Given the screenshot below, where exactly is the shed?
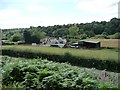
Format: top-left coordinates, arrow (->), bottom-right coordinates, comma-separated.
78,40 -> 100,48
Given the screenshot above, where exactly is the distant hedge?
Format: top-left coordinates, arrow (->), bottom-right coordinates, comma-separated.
2,49 -> 120,73
2,42 -> 17,45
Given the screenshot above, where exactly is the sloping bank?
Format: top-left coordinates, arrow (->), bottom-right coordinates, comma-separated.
2,45 -> 120,73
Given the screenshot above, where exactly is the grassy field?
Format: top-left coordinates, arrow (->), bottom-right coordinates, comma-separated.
86,39 -> 119,48
2,45 -> 119,61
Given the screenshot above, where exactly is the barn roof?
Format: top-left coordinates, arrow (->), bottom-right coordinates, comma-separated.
79,40 -> 100,44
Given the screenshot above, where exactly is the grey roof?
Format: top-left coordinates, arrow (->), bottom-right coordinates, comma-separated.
79,40 -> 100,44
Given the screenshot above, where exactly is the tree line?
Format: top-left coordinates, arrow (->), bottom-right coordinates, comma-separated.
2,18 -> 120,44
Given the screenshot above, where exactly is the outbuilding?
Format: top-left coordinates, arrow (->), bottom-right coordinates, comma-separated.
78,40 -> 101,48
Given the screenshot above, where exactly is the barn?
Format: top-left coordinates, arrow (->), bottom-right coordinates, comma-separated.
78,40 -> 101,48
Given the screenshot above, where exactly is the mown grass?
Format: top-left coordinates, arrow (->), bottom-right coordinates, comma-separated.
2,45 -> 119,61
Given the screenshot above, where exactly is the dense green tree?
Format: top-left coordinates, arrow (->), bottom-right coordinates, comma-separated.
23,30 -> 32,44
68,25 -> 79,38
79,29 -> 84,34
53,28 -> 68,38
12,34 -> 22,42
23,29 -> 46,44
11,32 -> 23,42
80,33 -> 87,39
31,31 -> 46,44
2,18 -> 120,42
85,31 -> 95,38
92,23 -> 104,34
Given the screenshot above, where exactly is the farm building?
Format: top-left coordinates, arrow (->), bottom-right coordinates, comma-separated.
42,37 -> 67,48
78,40 -> 101,48
72,40 -> 101,48
50,38 -> 66,48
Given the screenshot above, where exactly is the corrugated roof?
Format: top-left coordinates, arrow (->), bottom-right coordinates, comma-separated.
79,40 -> 100,44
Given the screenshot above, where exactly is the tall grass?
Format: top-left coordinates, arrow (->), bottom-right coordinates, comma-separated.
2,45 -> 118,61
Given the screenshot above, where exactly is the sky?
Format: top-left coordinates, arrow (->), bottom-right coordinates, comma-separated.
0,0 -> 119,29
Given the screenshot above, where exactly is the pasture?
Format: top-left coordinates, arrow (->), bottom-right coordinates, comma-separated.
2,45 -> 118,61
86,39 -> 119,48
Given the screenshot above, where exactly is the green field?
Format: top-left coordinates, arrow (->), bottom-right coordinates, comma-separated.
86,39 -> 119,48
2,45 -> 119,61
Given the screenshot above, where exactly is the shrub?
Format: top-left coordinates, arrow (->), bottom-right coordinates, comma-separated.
2,42 -> 17,45
38,69 -> 52,81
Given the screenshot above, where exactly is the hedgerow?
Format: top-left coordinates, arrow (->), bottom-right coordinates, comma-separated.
2,48 -> 120,72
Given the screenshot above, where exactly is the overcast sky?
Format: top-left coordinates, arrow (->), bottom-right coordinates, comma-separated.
0,0 -> 119,29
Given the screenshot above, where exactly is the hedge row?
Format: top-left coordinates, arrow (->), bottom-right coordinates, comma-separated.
2,49 -> 120,73
2,42 -> 17,45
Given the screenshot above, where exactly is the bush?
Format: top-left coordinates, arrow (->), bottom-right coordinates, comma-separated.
2,42 -> 17,45
80,34 -> 87,39
111,33 -> 120,39
94,34 -> 109,39
12,35 -> 22,42
64,52 -> 72,61
38,69 -> 52,81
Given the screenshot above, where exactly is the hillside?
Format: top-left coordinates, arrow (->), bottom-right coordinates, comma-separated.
2,18 -> 120,44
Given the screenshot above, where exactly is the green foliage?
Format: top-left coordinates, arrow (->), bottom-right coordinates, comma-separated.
2,42 -> 17,45
80,33 -> 87,39
94,34 -> 109,39
113,32 -> 120,39
102,32 -> 108,36
85,31 -> 95,38
68,25 -> 79,38
23,30 -> 32,44
22,65 -> 39,73
2,35 -> 7,40
38,69 -> 52,81
2,18 -> 120,44
2,56 -> 119,89
53,28 -> 68,38
23,29 -> 46,44
64,52 -> 73,61
12,34 -> 23,42
107,32 -> 120,39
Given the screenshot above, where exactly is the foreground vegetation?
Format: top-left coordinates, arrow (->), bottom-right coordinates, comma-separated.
2,45 -> 119,72
2,56 -> 119,89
